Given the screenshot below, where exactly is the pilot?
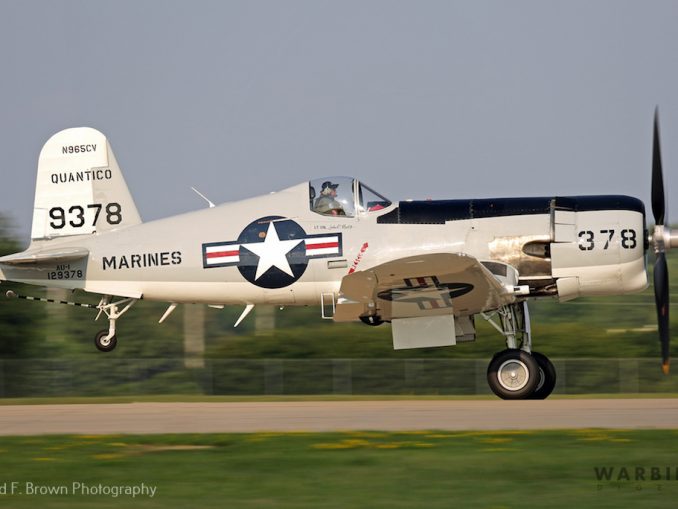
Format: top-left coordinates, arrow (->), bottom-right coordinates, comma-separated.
314,181 -> 345,216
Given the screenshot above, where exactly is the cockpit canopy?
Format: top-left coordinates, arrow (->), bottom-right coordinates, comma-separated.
309,177 -> 391,217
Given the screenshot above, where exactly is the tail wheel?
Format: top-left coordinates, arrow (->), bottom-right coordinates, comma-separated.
360,315 -> 384,326
487,349 -> 539,400
529,351 -> 557,400
94,329 -> 117,352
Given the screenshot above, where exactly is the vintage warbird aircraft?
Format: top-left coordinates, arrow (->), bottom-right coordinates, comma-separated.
0,112 -> 674,399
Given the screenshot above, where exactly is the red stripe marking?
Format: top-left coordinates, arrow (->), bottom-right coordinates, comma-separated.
206,250 -> 239,259
306,242 -> 338,250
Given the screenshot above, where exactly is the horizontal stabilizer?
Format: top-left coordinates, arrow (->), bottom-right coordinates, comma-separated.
0,247 -> 89,265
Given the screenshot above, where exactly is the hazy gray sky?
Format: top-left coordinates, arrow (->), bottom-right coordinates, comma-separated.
2,1 -> 678,243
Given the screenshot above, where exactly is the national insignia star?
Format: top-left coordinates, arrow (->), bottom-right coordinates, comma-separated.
240,222 -> 302,280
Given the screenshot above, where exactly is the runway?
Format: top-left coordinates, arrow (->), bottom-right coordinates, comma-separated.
0,399 -> 676,435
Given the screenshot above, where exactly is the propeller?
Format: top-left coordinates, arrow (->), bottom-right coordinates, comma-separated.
650,108 -> 672,374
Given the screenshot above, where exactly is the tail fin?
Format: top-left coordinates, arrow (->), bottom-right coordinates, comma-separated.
30,127 -> 142,241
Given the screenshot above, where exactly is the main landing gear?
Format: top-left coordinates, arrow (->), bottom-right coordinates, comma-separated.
93,296 -> 137,352
483,302 -> 556,400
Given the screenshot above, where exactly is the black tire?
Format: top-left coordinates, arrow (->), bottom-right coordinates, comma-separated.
487,349 -> 540,400
94,329 -> 117,352
360,315 -> 384,326
528,351 -> 557,400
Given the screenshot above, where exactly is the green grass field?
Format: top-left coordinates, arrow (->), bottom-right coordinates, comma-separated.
0,430 -> 676,508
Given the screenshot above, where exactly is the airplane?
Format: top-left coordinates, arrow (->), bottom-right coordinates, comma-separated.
0,111 -> 674,400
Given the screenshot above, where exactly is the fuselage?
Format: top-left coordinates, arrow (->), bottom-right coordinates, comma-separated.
0,180 -> 648,310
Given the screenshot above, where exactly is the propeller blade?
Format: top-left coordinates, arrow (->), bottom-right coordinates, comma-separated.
652,108 -> 666,227
654,252 -> 670,374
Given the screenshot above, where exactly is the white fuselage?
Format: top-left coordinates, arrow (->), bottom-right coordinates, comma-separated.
0,183 -> 648,310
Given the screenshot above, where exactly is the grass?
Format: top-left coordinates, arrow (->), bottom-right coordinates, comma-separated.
1,393 -> 678,405
0,430 -> 676,508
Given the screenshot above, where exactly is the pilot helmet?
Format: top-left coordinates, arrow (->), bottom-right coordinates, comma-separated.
320,181 -> 339,195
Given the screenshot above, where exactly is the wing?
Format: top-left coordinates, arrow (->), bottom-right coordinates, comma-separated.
334,253 -> 516,322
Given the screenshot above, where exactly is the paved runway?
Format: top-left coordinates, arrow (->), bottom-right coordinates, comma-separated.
0,399 -> 676,435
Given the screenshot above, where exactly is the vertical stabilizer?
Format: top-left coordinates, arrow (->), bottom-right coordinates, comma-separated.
31,127 -> 142,241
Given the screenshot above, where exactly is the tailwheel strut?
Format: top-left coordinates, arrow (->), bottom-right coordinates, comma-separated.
94,296 -> 137,352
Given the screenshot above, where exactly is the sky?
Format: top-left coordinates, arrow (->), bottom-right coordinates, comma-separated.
1,1 -> 678,245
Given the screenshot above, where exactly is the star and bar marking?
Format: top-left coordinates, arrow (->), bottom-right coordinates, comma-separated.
202,216 -> 342,289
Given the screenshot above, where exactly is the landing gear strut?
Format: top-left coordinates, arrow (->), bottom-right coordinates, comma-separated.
93,296 -> 136,352
483,301 -> 556,399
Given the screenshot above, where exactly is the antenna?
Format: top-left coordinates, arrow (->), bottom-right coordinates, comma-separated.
191,187 -> 215,208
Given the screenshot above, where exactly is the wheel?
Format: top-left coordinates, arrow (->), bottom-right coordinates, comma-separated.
487,349 -> 540,400
94,329 -> 117,352
528,351 -> 557,400
360,315 -> 384,326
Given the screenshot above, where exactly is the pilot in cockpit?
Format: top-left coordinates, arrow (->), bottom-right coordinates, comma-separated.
314,181 -> 345,216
